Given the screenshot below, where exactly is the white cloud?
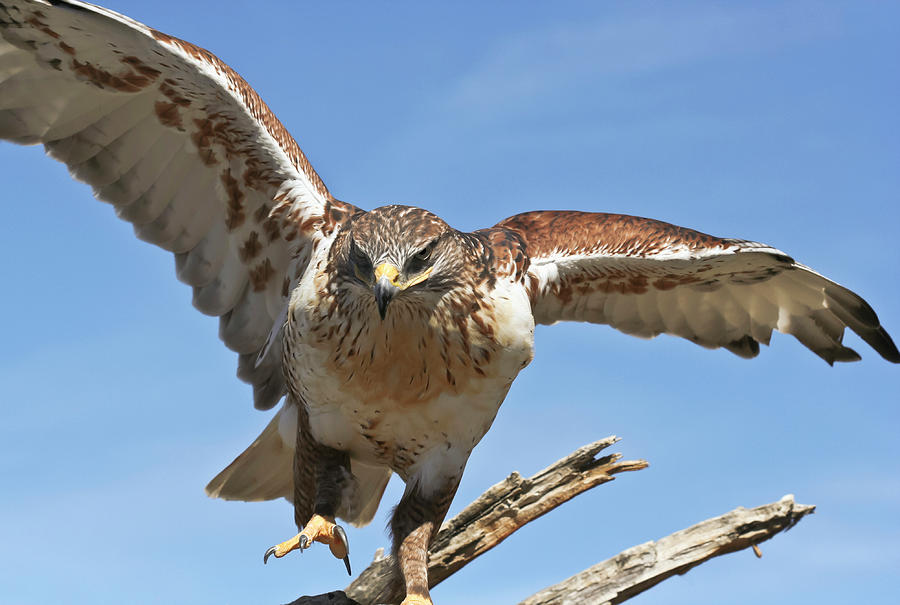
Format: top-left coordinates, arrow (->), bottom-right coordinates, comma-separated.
445,3 -> 838,117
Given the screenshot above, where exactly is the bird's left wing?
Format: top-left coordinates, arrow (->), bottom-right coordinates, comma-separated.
497,210 -> 899,364
0,0 -> 360,409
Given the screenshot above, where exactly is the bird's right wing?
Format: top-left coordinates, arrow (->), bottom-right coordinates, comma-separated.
0,0 -> 361,409
497,210 -> 899,364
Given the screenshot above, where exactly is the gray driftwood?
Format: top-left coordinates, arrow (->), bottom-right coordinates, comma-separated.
284,440 -> 814,605
286,437 -> 644,605
519,494 -> 815,605
344,437 -> 646,604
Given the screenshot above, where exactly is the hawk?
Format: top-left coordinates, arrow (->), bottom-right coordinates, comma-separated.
1,2 -> 897,604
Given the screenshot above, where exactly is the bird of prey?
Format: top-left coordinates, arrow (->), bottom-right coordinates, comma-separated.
1,1 -> 897,603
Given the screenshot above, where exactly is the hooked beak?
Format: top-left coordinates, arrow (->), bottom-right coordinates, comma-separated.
373,263 -> 401,320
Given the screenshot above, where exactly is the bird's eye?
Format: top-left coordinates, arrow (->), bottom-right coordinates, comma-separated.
356,255 -> 373,274
406,242 -> 435,276
350,239 -> 373,277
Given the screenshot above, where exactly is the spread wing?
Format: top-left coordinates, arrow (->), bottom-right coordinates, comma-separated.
498,210 -> 900,364
0,0 -> 360,409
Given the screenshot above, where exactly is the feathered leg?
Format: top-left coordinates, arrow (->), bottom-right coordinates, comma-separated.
390,477 -> 460,605
264,399 -> 353,575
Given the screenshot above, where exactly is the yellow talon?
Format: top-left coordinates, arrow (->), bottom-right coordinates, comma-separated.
263,514 -> 352,574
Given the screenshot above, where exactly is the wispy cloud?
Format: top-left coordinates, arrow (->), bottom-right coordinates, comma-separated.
445,4 -> 838,118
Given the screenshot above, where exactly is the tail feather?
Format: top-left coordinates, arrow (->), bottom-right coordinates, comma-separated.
344,460 -> 392,528
205,409 -> 292,501
205,403 -> 392,528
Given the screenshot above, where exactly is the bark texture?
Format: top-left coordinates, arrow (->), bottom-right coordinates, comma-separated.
284,440 -> 814,605
519,494 -> 815,605
345,437 -> 646,604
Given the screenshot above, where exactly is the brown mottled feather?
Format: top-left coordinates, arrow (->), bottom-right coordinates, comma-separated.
0,0 -> 364,410
2,5 -> 897,605
497,210 -> 736,259
498,210 -> 899,364
148,28 -> 330,200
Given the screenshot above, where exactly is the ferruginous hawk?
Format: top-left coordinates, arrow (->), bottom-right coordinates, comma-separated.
1,2 -> 897,604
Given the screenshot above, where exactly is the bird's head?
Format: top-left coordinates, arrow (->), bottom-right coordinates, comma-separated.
333,205 -> 467,319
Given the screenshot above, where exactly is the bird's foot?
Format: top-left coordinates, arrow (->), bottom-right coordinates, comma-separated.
263,514 -> 352,575
400,594 -> 434,605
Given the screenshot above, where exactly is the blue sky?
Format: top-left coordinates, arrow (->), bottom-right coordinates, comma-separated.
1,1 -> 898,604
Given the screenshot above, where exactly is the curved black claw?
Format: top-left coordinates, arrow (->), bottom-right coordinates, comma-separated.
333,525 -> 352,575
298,534 -> 309,551
263,545 -> 277,565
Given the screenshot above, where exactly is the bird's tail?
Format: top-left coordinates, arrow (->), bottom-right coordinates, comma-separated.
205,404 -> 391,528
342,458 -> 392,528
205,407 -> 293,502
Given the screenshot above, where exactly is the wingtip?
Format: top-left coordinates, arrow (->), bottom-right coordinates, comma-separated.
725,335 -> 760,359
823,285 -> 900,364
204,475 -> 224,499
882,343 -> 900,364
868,325 -> 900,364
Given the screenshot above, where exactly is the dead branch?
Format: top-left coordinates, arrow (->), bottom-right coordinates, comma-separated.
519,494 -> 816,605
283,438 -> 814,605
286,436 -> 646,605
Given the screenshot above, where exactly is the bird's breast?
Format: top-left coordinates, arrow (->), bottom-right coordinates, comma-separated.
284,269 -> 534,473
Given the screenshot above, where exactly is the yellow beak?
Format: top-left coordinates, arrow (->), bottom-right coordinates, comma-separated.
371,262 -> 434,320
373,263 -> 400,320
374,262 -> 401,287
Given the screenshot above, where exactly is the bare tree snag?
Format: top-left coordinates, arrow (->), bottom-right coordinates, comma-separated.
283,441 -> 814,605
344,437 -> 647,604
286,437 -> 645,605
519,494 -> 815,605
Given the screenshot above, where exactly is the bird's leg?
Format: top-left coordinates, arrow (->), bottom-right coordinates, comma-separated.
395,519 -> 434,605
391,479 -> 458,605
264,405 -> 353,575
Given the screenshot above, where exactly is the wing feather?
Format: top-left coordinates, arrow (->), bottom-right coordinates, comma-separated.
111,139 -> 191,220
191,242 -> 247,316
633,285 -> 665,338
497,210 -> 900,364
0,0 -> 356,409
43,91 -> 137,142
110,131 -> 187,212
46,95 -> 154,163
220,287 -> 275,354
175,216 -> 228,286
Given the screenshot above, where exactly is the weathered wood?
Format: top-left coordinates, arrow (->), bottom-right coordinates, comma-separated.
519,494 -> 816,605
343,436 -> 647,604
285,437 -> 644,605
284,442 -> 815,605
